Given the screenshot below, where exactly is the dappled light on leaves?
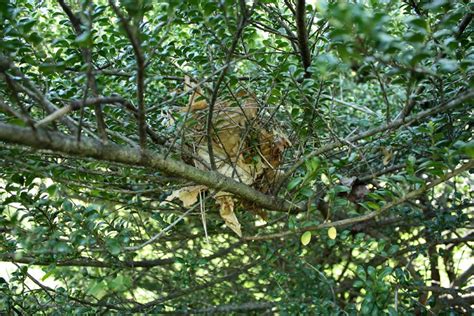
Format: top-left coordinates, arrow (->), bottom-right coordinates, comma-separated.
0,0 -> 472,314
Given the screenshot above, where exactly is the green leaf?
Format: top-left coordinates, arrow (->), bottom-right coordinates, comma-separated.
106,239 -> 121,256
353,280 -> 364,288
367,266 -> 376,278
328,227 -> 337,240
361,300 -> 372,314
388,306 -> 398,316
288,65 -> 297,74
39,62 -> 65,74
300,231 -> 312,246
437,59 -> 458,73
109,275 -> 131,292
406,16 -> 428,31
86,281 -> 107,299
366,201 -> 381,210
287,177 -> 303,191
41,269 -> 56,281
380,267 -> 393,279
456,140 -> 474,158
62,200 -> 73,212
28,32 -> 42,44
305,157 -> 321,173
46,184 -> 57,196
356,266 -> 367,281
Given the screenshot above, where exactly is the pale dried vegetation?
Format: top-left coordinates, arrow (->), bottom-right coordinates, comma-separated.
167,77 -> 291,236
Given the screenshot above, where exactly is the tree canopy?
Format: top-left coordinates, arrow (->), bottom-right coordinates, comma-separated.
0,0 -> 473,314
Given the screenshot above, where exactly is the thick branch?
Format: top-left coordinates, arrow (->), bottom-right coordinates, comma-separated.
0,123 -> 302,213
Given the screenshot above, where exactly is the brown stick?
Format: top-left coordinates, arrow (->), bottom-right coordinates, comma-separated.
294,0 -> 312,77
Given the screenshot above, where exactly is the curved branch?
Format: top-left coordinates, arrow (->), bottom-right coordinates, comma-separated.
247,159 -> 473,240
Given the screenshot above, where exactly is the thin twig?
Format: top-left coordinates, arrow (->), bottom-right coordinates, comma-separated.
124,194 -> 211,251
276,90 -> 474,192
109,0 -> 147,149
206,1 -> 249,169
294,0 -> 312,77
247,159 -> 473,240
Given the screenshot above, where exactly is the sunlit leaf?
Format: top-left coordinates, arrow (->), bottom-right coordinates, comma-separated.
328,227 -> 337,240
301,231 -> 312,246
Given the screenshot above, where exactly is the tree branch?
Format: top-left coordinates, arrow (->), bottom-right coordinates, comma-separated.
58,0 -> 108,141
294,0 -> 311,77
34,96 -> 124,128
172,301 -> 275,314
456,13 -> 472,38
247,159 -> 473,240
0,242 -> 242,268
206,1 -> 249,170
109,0 -> 147,149
276,90 -> 474,192
452,265 -> 474,289
130,260 -> 261,312
0,55 -> 79,134
0,123 -> 302,213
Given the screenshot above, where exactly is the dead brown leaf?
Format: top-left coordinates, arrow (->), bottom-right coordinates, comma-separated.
215,194 -> 242,237
166,185 -> 207,207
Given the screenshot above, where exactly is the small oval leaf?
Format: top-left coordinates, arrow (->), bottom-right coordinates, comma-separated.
301,231 -> 312,246
328,227 -> 337,240
287,177 -> 303,191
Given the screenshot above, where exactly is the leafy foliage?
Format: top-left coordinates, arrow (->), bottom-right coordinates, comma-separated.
0,0 -> 473,314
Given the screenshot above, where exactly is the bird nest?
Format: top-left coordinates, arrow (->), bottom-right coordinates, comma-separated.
166,78 -> 290,236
